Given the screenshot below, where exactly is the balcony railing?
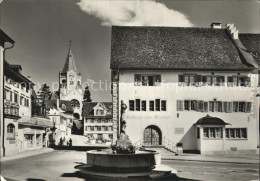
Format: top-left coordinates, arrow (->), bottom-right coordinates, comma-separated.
4,99 -> 19,117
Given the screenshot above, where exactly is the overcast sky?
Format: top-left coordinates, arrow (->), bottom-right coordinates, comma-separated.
0,0 -> 259,102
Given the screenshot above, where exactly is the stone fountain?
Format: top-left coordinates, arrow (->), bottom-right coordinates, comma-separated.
75,101 -> 176,179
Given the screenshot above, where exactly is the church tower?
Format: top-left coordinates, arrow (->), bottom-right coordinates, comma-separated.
59,41 -> 83,119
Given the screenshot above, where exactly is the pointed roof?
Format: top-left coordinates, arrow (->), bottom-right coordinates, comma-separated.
61,41 -> 78,73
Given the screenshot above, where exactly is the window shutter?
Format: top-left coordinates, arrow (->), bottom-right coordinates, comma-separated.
245,102 -> 251,113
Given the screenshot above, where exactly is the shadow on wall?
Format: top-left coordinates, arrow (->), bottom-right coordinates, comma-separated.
72,120 -> 83,135
61,170 -> 199,181
180,125 -> 200,154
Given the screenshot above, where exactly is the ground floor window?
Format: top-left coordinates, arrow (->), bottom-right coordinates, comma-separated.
7,124 -> 15,139
108,134 -> 113,140
24,134 -> 34,148
203,127 -> 223,138
226,128 -> 247,139
36,134 -> 42,146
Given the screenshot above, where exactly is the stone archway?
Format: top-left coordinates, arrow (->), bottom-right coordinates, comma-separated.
143,125 -> 162,146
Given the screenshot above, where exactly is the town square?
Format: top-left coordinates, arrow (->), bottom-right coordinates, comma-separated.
0,0 -> 259,180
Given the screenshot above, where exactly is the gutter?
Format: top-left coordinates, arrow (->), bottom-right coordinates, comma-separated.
2,42 -> 15,157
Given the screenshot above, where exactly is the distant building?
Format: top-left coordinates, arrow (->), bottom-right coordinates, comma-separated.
45,98 -> 73,146
82,102 -> 113,143
59,42 -> 83,122
110,23 -> 259,155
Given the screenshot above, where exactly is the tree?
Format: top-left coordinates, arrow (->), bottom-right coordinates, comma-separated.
37,83 -> 52,103
83,85 -> 92,102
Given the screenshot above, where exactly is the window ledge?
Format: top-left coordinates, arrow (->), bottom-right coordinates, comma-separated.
226,138 -> 247,140
203,138 -> 223,140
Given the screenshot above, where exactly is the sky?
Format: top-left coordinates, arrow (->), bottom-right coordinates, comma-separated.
0,0 -> 259,102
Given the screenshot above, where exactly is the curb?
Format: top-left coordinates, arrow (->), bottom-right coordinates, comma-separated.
1,149 -> 54,162
161,158 -> 260,165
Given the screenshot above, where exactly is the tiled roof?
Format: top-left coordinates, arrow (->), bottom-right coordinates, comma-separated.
45,99 -> 74,112
18,117 -> 53,128
111,26 -> 254,70
194,115 -> 230,125
239,34 -> 260,58
82,102 -> 112,117
61,46 -> 78,73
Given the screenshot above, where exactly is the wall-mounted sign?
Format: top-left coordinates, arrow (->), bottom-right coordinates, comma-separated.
174,128 -> 184,134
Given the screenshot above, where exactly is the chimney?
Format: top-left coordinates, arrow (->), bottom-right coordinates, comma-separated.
27,76 -> 32,81
226,23 -> 239,39
210,22 -> 222,29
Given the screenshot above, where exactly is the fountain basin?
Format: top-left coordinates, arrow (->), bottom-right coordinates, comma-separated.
86,149 -> 161,172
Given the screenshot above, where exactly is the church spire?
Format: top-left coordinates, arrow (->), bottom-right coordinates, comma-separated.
61,40 -> 78,73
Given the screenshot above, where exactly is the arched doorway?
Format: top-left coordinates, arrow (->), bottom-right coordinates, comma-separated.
143,125 -> 162,146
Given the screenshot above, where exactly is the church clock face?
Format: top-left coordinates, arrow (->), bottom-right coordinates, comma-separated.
69,74 -> 75,85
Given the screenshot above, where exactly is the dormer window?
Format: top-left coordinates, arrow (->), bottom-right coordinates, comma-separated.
62,104 -> 66,110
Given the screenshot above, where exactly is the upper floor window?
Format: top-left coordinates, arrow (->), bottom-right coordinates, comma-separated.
134,74 -> 161,86
177,100 -> 251,113
227,76 -> 251,87
141,101 -> 146,111
179,74 -> 250,87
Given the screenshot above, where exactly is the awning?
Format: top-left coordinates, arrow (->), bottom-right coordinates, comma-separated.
18,117 -> 53,128
194,114 -> 230,126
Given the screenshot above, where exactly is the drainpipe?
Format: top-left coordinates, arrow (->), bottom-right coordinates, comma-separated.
2,42 -> 15,156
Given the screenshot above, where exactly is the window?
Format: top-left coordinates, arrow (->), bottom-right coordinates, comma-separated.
238,102 -> 246,112
203,128 -> 209,138
228,76 -> 250,87
190,100 -> 197,111
161,100 -> 166,111
141,101 -> 146,111
184,100 -> 190,111
142,75 -> 148,86
135,99 -> 140,111
134,74 -> 141,86
245,102 -> 251,113
155,99 -> 160,111
104,126 -> 108,131
227,102 -> 233,113
226,128 -> 247,139
149,101 -> 154,111
197,127 -> 200,139
233,102 -> 251,112
10,91 -> 13,102
209,101 -> 214,112
197,101 -> 203,112
129,100 -> 134,111
203,127 -> 223,138
215,102 -> 222,112
90,126 -> 94,131
182,74 -> 196,86
5,89 -> 10,100
7,124 -> 15,139
97,126 -> 101,131
177,100 -> 183,111
136,74 -> 161,86
14,93 -> 18,103
154,75 -> 161,86
148,76 -> 154,86
203,102 -> 208,112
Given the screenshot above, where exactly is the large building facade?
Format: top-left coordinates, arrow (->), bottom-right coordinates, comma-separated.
82,102 -> 113,143
110,24 -> 259,155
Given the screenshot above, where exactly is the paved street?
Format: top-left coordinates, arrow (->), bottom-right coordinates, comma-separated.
1,150 -> 259,181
